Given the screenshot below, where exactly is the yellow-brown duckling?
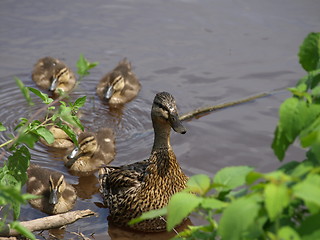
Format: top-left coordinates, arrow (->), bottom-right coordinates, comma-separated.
99,92 -> 188,232
27,164 -> 77,215
32,56 -> 76,94
96,58 -> 141,105
65,128 -> 115,174
40,122 -> 82,149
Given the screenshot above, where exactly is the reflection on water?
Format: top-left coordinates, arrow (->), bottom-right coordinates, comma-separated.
73,174 -> 100,199
1,0 -> 318,238
107,218 -> 193,240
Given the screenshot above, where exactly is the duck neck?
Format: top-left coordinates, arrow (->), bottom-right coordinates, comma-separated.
151,120 -> 172,151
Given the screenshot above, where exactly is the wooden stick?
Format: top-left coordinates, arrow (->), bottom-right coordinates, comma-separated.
179,92 -> 270,121
0,209 -> 96,237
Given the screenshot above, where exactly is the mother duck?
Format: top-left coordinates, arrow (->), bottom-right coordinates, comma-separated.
99,92 -> 188,232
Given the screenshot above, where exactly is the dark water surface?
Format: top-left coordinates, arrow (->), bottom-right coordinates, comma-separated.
0,0 -> 319,239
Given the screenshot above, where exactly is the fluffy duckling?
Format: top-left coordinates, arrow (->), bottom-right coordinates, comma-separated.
27,164 -> 77,215
40,122 -> 82,149
99,92 -> 188,232
65,128 -> 115,174
32,56 -> 76,94
96,58 -> 141,105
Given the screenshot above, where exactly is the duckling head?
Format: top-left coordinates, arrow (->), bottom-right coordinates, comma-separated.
152,92 -> 186,134
103,71 -> 125,100
49,66 -> 71,92
66,133 -> 98,167
49,174 -> 66,205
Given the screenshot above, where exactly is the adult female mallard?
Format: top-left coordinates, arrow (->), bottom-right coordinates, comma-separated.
27,164 -> 77,215
32,56 -> 76,94
65,128 -> 115,174
96,58 -> 141,105
99,92 -> 188,232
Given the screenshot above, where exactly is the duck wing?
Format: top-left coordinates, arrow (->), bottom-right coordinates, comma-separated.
99,159 -> 149,195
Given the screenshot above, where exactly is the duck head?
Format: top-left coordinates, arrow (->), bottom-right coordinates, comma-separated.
66,132 -> 98,167
49,67 -> 70,92
152,92 -> 186,134
103,71 -> 125,100
48,174 -> 66,205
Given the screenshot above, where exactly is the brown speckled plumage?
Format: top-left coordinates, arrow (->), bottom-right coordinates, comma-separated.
65,128 -> 116,174
99,92 -> 188,232
27,164 -> 77,215
96,58 -> 141,105
32,56 -> 76,93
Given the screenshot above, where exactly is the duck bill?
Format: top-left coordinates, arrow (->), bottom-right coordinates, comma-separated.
49,189 -> 58,205
104,86 -> 114,100
169,113 -> 187,134
49,78 -> 58,91
67,146 -> 79,159
65,146 -> 79,167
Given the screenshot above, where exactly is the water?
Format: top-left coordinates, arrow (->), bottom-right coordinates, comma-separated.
1,0 -> 319,239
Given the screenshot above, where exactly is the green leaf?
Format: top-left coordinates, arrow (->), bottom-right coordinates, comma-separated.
0,183 -> 25,205
35,127 -> 54,144
28,87 -> 53,104
7,146 -> 30,185
200,197 -> 227,210
72,115 -> 84,131
16,131 -> 39,148
297,69 -> 320,90
293,173 -> 320,207
56,122 -> 78,146
12,201 -> 21,220
15,77 -> 34,106
298,213 -> 320,240
299,32 -> 320,72
213,166 -> 253,191
218,196 -> 260,240
186,174 -> 211,195
246,171 -> 264,185
272,98 -> 320,160
300,117 -> 320,148
264,183 -> 290,221
10,221 -> 36,240
279,160 -> 312,178
73,96 -> 87,110
167,192 -> 202,231
278,226 -> 301,240
76,54 -> 99,77
14,118 -> 28,131
22,193 -> 41,201
0,122 -> 6,131
129,207 -> 167,225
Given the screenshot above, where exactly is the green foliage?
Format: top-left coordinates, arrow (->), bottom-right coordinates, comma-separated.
0,75 -> 87,238
273,32 -> 320,161
76,53 -> 99,79
14,77 -> 33,106
298,32 -> 320,72
130,32 -> 320,240
0,122 -> 6,131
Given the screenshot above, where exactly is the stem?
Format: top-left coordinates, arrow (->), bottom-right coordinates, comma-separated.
0,139 -> 14,148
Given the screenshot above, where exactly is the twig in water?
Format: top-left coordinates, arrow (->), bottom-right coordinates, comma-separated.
179,92 -> 270,121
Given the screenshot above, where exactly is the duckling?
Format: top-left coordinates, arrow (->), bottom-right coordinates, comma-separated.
65,128 -> 115,174
40,122 -> 82,149
99,92 -> 188,232
32,56 -> 76,94
26,164 -> 77,215
96,58 -> 141,105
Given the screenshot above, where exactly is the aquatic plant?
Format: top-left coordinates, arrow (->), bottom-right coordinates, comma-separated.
0,54 -> 97,239
131,32 -> 320,240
